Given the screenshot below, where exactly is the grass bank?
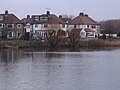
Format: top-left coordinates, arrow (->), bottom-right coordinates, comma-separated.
0,39 -> 120,49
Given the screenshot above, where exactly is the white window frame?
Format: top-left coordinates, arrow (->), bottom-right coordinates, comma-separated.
0,15 -> 3,21
35,24 -> 38,28
7,24 -> 14,28
17,24 -> 22,28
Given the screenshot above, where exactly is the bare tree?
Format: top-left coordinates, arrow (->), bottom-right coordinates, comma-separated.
100,19 -> 120,36
46,29 -> 66,47
68,29 -> 80,47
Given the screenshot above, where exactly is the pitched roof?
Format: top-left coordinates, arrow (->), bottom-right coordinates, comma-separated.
60,17 -> 72,23
0,11 -> 21,24
84,28 -> 95,32
69,12 -> 99,25
48,14 -> 65,24
21,18 -> 33,24
31,11 -> 65,24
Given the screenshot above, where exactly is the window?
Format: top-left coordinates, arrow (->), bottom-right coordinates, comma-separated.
91,25 -> 96,29
3,24 -> 5,28
34,17 -> 39,21
44,24 -> 48,28
40,16 -> 48,21
7,24 -> 14,28
8,31 -> 13,38
35,24 -> 38,28
62,24 -> 65,28
87,25 -> 89,28
41,24 -> 44,28
74,25 -> 76,28
0,23 -> 2,28
17,24 -> 22,28
26,25 -> 30,28
87,32 -> 94,36
0,15 -> 3,21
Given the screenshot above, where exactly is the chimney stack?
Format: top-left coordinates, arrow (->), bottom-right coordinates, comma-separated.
27,15 -> 30,18
59,15 -> 62,18
79,12 -> 84,16
85,14 -> 88,17
5,10 -> 8,14
47,11 -> 50,15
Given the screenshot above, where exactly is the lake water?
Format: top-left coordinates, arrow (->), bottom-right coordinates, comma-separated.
0,48 -> 120,90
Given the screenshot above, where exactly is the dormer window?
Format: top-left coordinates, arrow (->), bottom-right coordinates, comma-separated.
40,16 -> 48,21
34,16 -> 39,21
0,15 -> 3,21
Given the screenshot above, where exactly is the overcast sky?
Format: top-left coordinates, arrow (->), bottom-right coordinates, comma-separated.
0,0 -> 120,21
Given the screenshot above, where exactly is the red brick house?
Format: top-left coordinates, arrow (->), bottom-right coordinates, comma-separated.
68,12 -> 100,38
0,10 -> 23,39
30,11 -> 65,39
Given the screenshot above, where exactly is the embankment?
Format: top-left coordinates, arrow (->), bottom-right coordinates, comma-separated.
0,39 -> 120,49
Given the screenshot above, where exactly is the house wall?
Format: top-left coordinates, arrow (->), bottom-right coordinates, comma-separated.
1,23 -> 24,39
0,23 -> 5,28
24,23 -> 33,32
80,29 -> 86,38
77,25 -> 87,29
32,23 -> 64,40
80,29 -> 96,38
61,24 -> 68,31
46,24 -> 62,31
87,32 -> 96,38
69,24 -> 100,29
68,24 -> 100,37
33,24 -> 42,32
99,34 -> 117,38
67,25 -> 74,31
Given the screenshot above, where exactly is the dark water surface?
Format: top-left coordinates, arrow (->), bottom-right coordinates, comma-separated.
0,48 -> 120,90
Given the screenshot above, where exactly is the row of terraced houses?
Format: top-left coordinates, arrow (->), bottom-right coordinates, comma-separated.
0,10 -> 100,40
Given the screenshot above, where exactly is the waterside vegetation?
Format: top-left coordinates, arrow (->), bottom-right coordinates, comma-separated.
1,37 -> 120,49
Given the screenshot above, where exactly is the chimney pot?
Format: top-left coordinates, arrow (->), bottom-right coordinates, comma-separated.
27,15 -> 30,18
47,11 -> 50,15
59,15 -> 62,18
5,10 -> 8,14
85,14 -> 88,17
79,12 -> 84,16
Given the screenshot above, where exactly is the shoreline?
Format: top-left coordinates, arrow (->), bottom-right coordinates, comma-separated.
0,39 -> 120,49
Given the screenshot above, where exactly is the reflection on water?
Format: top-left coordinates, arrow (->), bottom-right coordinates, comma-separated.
0,48 -> 120,90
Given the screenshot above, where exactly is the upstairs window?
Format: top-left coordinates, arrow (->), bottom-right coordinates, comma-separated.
0,23 -> 2,28
26,25 -> 30,28
40,16 -> 48,21
0,15 -> 3,21
34,17 -> 39,21
35,24 -> 38,28
17,24 -> 22,28
91,25 -> 96,29
7,24 -> 14,28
